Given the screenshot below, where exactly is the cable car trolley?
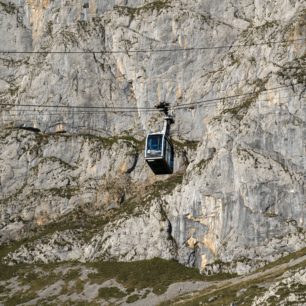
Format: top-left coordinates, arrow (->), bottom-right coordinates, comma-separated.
145,103 -> 174,175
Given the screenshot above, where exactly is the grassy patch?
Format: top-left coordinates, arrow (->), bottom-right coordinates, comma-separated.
5,291 -> 37,306
193,151 -> 216,174
0,259 -> 236,304
20,270 -> 59,291
33,130 -> 142,152
172,139 -> 199,151
63,268 -> 80,281
221,95 -> 255,117
39,187 -> 80,200
114,0 -> 171,18
80,133 -> 144,154
172,250 -> 306,306
112,172 -> 184,218
98,286 -> 126,299
196,158 -> 213,172
119,135 -> 145,153
256,247 -> 306,273
0,1 -> 17,14
276,56 -> 306,85
80,133 -> 118,147
180,283 -> 266,306
0,181 -> 27,205
0,172 -> 185,261
141,173 -> 183,207
0,264 -> 86,305
88,257 -> 229,295
220,78 -> 269,121
265,282 -> 306,305
1,265 -> 63,305
32,156 -> 77,171
126,294 -> 140,303
74,278 -> 84,293
8,85 -> 19,96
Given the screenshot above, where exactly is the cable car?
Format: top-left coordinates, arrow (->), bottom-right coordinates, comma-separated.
145,103 -> 175,175
145,132 -> 174,174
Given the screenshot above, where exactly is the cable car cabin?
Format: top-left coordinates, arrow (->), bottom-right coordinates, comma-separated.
145,133 -> 174,174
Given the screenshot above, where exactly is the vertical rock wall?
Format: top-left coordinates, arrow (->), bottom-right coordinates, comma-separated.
0,0 -> 305,273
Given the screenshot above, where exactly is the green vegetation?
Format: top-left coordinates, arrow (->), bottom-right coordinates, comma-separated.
30,156 -> 77,172
80,133 -> 144,153
168,248 -> 306,306
46,21 -> 53,37
0,175 -> 176,261
195,157 -> 213,173
77,20 -> 90,34
114,0 -> 171,19
109,173 -> 184,219
63,268 -> 80,281
36,187 -> 80,200
141,173 -> 183,206
98,286 -> 126,299
116,134 -> 145,153
75,279 -> 84,293
89,257 -> 207,295
228,53 -> 241,66
276,55 -> 306,85
0,181 -> 27,205
219,78 -> 269,121
2,127 -> 144,155
179,283 -> 265,306
172,139 -> 199,151
60,30 -> 79,47
267,282 -> 306,305
19,270 -> 59,291
8,85 -> 19,96
0,264 -> 62,305
4,291 -> 38,306
5,247 -> 303,305
256,247 -> 306,273
0,257 -> 234,305
0,1 -> 17,14
193,149 -> 216,174
0,264 -> 83,305
221,94 -> 256,120
0,56 -> 29,68
0,214 -> 90,265
126,294 -> 141,303
236,147 -> 260,168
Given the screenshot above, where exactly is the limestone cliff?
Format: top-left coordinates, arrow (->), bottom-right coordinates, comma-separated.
0,0 -> 305,274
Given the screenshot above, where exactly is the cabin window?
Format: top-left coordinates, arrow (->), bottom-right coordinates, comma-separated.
147,135 -> 162,152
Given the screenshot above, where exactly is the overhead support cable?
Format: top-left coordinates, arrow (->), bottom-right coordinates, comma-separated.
0,104 -> 158,111
171,84 -> 303,110
0,83 -> 302,114
3,93 -> 301,117
0,38 -> 305,54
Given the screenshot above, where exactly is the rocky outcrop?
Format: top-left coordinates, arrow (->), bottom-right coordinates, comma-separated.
0,0 -> 305,274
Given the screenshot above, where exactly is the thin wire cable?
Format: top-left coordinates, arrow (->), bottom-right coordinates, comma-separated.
171,84 -> 302,110
1,93 -> 302,119
1,38 -> 305,54
0,84 -> 303,114
3,109 -> 162,115
0,103 -> 158,111
0,85 -> 293,111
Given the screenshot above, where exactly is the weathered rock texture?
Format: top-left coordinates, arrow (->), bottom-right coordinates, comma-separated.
0,0 -> 305,274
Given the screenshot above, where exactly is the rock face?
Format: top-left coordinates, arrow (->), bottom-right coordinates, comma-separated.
0,0 -> 305,274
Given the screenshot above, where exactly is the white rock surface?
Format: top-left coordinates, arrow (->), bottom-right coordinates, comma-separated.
0,0 -> 305,273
